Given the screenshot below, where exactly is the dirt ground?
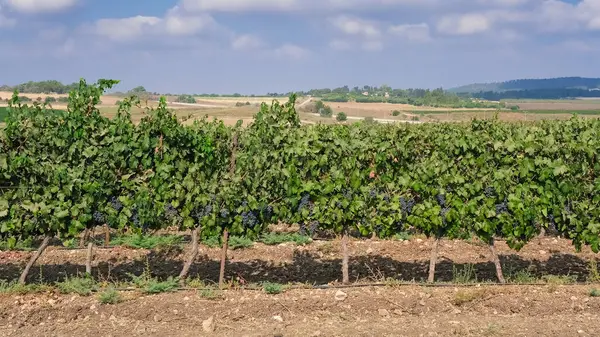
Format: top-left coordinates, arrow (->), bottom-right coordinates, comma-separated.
1,284 -> 599,337
1,236 -> 600,336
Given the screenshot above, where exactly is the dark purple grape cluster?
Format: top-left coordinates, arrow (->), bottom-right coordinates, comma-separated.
110,197 -> 123,212
495,201 -> 508,215
369,189 -> 378,198
440,207 -> 450,224
436,194 -> 446,207
298,194 -> 310,211
164,203 -> 179,219
484,187 -> 495,198
400,197 -> 416,215
241,211 -> 258,229
383,194 -> 390,203
92,211 -> 106,224
131,211 -> 140,227
261,205 -> 273,219
220,208 -> 229,218
299,221 -> 319,236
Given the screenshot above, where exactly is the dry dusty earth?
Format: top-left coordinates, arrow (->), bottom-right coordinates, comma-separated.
1,284 -> 599,337
1,236 -> 600,335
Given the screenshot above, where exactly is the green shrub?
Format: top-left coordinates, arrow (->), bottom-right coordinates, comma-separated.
336,112 -> 347,121
44,96 -> 57,104
56,277 -> 98,296
392,110 -> 401,116
263,282 -> 285,294
229,236 -> 253,250
98,288 -> 122,304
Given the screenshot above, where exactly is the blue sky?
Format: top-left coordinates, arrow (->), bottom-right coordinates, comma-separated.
0,0 -> 599,94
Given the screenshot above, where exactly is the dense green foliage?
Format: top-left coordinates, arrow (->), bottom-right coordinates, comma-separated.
0,80 -> 79,94
2,79 -> 600,283
450,77 -> 600,93
311,86 -> 504,109
0,107 -> 7,123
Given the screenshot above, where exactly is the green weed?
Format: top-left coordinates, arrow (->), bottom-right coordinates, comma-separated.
260,232 -> 312,246
111,234 -> 183,249
452,264 -> 477,284
542,274 -> 577,285
589,288 -> 600,297
56,277 -> 98,296
98,288 -> 122,304
229,236 -> 253,250
263,282 -> 285,294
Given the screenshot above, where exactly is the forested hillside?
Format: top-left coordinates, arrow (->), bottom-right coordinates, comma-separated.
450,77 -> 600,93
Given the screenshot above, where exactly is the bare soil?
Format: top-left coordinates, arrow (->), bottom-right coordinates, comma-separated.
1,236 -> 599,335
1,284 -> 599,336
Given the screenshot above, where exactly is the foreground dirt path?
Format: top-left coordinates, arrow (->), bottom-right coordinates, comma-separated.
0,285 -> 599,336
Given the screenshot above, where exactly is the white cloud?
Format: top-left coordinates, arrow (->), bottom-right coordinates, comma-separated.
437,13 -> 491,35
163,6 -> 216,36
182,0 -> 297,12
94,16 -> 162,42
330,15 -> 381,39
91,7 -> 218,42
231,34 -> 264,50
274,43 -> 310,59
388,23 -> 431,42
4,0 -> 78,13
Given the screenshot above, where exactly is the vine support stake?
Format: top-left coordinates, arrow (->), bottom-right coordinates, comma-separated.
219,229 -> 229,289
489,237 -> 505,283
79,228 -> 89,248
428,236 -> 440,283
341,228 -> 350,285
104,224 -> 110,247
19,234 -> 52,285
85,242 -> 94,275
179,227 -> 199,285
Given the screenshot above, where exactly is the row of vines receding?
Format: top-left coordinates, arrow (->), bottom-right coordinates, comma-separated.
1,79 -> 600,286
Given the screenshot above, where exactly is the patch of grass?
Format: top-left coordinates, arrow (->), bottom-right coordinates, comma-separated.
589,288 -> 600,297
129,267 -> 179,294
452,289 -> 487,306
588,259 -> 600,283
111,234 -> 183,249
260,232 -> 312,246
0,280 -> 52,294
542,274 -> 577,285
144,277 -> 179,294
186,278 -> 208,289
199,288 -> 223,300
452,264 -> 477,284
508,269 -> 538,284
229,236 -> 253,250
98,288 -> 122,304
56,277 -> 98,296
263,282 -> 285,294
202,235 -> 221,248
392,232 -> 411,241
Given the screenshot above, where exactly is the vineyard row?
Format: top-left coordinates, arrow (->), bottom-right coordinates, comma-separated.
1,79 -> 600,286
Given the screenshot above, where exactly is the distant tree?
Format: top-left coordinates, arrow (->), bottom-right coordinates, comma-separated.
318,104 -> 333,118
175,94 -> 196,104
392,110 -> 401,116
130,86 -> 147,93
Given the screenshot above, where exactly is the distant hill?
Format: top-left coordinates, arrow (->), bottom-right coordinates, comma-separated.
449,77 -> 600,94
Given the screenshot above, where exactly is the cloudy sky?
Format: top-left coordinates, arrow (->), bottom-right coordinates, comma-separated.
0,0 -> 599,94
